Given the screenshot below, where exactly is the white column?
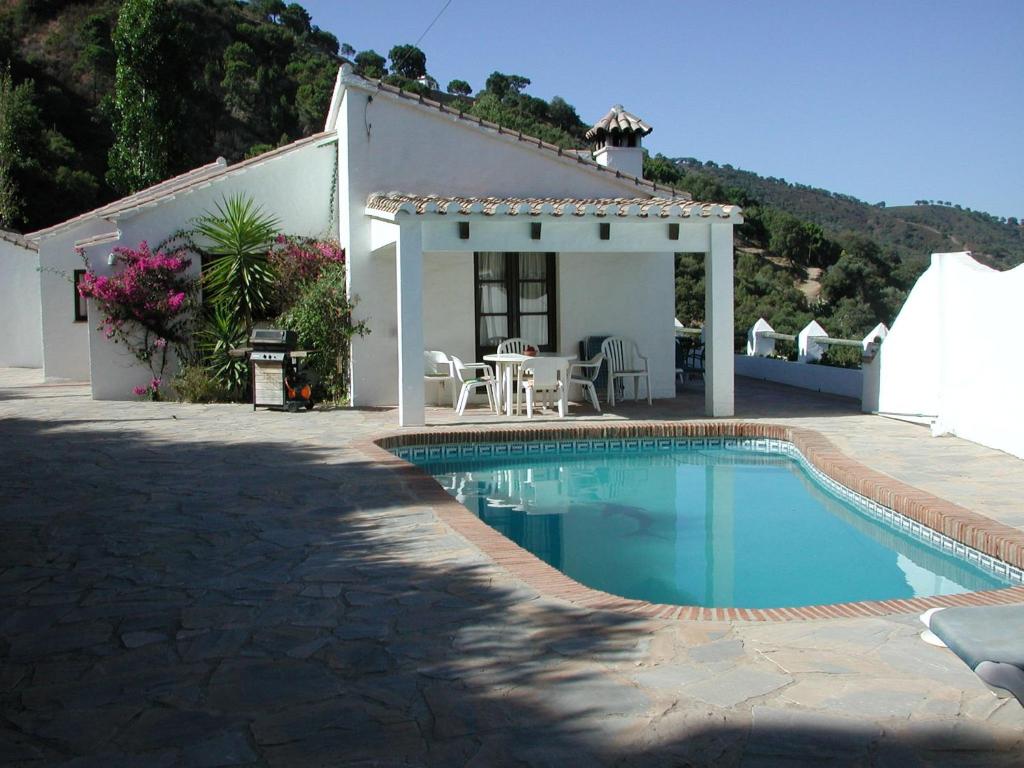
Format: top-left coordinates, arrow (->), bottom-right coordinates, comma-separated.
396,220 -> 424,427
705,223 -> 735,417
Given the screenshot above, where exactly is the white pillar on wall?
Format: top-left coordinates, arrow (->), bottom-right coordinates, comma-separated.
395,220 -> 424,427
705,223 -> 735,417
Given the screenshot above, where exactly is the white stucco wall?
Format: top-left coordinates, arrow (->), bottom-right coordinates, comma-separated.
36,221 -> 115,381
36,138 -> 337,399
0,238 -> 43,367
337,81 -> 684,407
559,252 -> 675,399
416,250 -> 676,406
734,355 -> 862,400
876,252 -> 1024,458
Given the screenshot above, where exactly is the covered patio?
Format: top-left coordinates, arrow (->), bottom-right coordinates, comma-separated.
360,193 -> 742,427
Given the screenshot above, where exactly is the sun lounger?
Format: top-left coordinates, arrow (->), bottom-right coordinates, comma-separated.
920,605 -> 1024,705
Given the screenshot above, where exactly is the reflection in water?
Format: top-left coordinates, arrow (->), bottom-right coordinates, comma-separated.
421,449 -> 1007,608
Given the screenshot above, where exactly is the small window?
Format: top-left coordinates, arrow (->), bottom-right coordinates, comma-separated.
474,252 -> 557,360
73,269 -> 88,322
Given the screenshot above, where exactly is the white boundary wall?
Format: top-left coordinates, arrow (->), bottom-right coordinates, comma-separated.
734,355 -> 862,399
876,252 -> 1024,459
0,236 -> 43,367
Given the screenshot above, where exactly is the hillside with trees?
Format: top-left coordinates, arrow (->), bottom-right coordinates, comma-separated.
659,157 -> 1024,270
2,0 -> 1019,355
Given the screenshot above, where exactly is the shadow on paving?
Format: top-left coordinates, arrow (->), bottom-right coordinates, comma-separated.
0,414 -> 1020,767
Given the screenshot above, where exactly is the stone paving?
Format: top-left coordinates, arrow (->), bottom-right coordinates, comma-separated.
1,368 -> 1023,766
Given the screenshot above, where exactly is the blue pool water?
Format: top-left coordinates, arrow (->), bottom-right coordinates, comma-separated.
405,441 -> 1011,608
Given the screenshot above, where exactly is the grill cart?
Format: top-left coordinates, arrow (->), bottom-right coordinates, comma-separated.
236,328 -> 315,411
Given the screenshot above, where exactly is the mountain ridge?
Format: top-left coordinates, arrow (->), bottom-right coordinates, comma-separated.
665,157 -> 1024,270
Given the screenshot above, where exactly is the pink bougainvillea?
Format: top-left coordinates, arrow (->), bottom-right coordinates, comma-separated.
268,236 -> 345,313
77,241 -> 196,399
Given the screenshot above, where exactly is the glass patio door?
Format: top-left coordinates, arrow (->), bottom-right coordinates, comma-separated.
474,252 -> 557,360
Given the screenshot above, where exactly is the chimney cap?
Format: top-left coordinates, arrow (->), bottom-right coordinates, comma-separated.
585,105 -> 653,141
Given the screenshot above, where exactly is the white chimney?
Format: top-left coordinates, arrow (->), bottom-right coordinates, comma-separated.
586,104 -> 652,179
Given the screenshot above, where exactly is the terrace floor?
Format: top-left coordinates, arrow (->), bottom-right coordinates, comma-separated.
2,367 -> 1022,766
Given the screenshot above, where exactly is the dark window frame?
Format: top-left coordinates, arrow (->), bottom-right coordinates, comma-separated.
72,269 -> 88,322
474,252 -> 557,361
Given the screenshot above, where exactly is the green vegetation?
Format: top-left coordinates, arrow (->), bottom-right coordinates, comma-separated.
3,0 -> 1019,364
107,0 -> 175,194
657,156 -> 1023,270
0,0 -> 343,231
277,262 -> 367,402
644,153 -> 1022,350
193,194 -> 280,324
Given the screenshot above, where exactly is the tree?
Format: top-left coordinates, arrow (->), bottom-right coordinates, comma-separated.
548,96 -> 585,137
484,71 -> 530,100
354,49 -> 386,79
446,79 -> 472,97
107,0 -> 177,194
387,44 -> 427,80
643,153 -> 685,185
74,13 -> 115,100
289,50 -> 338,134
0,66 -> 25,228
819,234 -> 902,324
279,3 -> 312,35
250,0 -> 286,21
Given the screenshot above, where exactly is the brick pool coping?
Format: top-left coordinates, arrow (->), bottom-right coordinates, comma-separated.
358,421 -> 1024,622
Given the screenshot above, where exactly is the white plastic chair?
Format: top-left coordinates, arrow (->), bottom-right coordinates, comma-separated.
450,355 -> 499,415
600,337 -> 651,407
569,352 -> 604,413
496,338 -> 537,414
518,357 -> 566,418
496,338 -> 537,355
424,350 -> 456,408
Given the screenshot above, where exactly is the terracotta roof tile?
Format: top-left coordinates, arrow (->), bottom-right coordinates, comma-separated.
26,131 -> 336,241
585,105 -> 653,141
0,229 -> 38,252
366,192 -> 740,220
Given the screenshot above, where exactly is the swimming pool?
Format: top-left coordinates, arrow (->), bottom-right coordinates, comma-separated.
397,437 -> 1017,609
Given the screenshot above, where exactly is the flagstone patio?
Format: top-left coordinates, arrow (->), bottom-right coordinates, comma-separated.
1,368 -> 1022,766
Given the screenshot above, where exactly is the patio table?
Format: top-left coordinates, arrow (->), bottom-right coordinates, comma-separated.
483,353 -> 576,417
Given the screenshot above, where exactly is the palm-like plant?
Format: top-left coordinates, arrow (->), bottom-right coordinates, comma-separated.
194,194 -> 280,322
197,305 -> 249,396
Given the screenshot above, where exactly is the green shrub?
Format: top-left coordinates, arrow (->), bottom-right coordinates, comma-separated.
172,364 -> 231,403
196,306 -> 249,397
814,346 -> 862,369
277,263 -> 368,402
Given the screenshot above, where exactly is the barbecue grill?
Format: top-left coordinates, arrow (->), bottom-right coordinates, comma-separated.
245,328 -> 314,411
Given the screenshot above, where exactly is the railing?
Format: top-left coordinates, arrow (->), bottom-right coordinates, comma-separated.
746,318 -> 888,364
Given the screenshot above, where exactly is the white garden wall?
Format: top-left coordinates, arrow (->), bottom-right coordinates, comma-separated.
0,236 -> 43,368
876,252 -> 1024,458
734,355 -> 862,400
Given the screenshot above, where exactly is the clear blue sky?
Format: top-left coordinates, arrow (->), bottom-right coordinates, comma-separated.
303,0 -> 1024,219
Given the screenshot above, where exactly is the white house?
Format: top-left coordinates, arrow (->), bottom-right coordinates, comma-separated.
13,64 -> 742,425
0,230 -> 43,368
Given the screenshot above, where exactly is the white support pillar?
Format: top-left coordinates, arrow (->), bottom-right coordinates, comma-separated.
705,223 -> 735,417
396,220 -> 424,427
